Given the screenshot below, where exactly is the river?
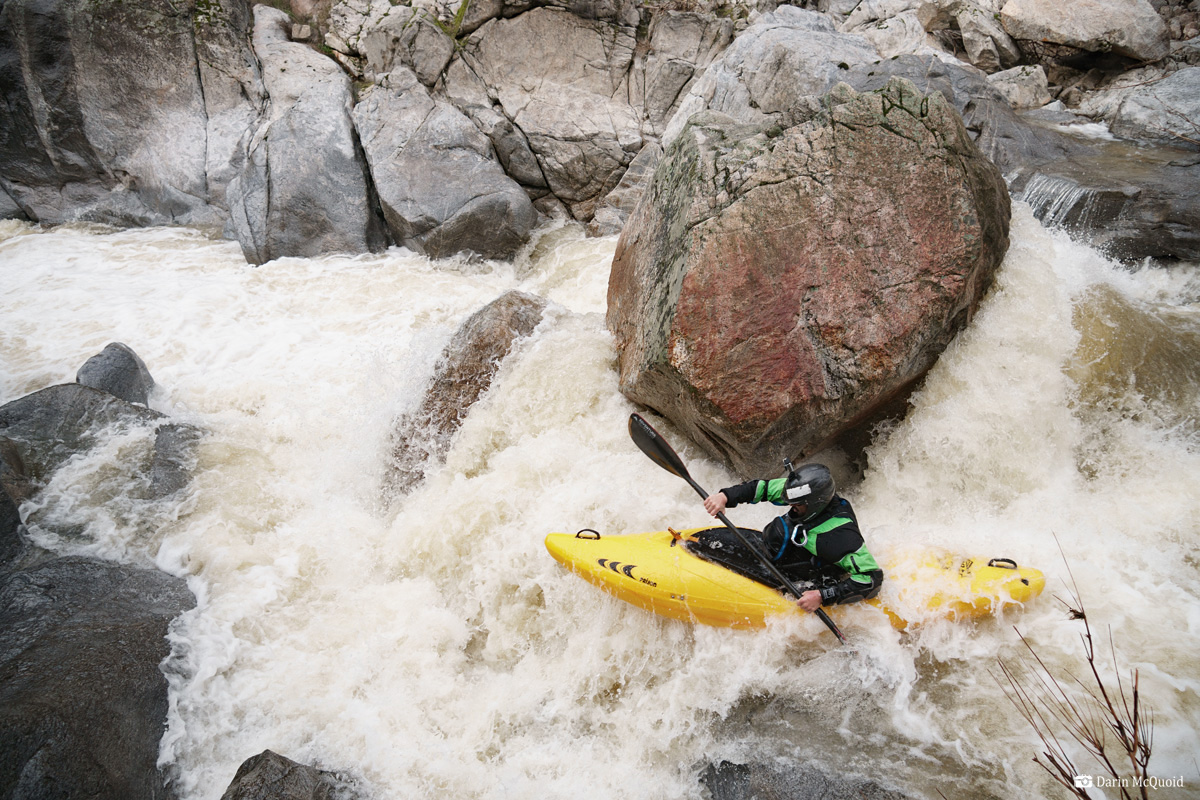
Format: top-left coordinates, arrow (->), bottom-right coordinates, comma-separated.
1,205 -> 1197,799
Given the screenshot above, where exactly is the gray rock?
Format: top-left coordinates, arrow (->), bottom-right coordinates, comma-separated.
226,5 -> 388,264
638,11 -> 735,134
0,439 -> 28,568
220,750 -> 348,800
75,342 -> 156,407
1000,0 -> 1170,63
385,290 -> 547,496
447,7 -> 643,220
847,10 -> 930,59
988,64 -> 1053,110
661,6 -> 880,148
587,141 -> 662,235
0,549 -> 194,800
1010,142 -> 1200,262
703,761 -> 911,800
357,5 -> 456,86
353,69 -> 537,260
1109,67 -> 1200,147
840,54 -> 1085,174
956,3 -> 1022,72
0,0 -> 255,228
0,383 -> 201,503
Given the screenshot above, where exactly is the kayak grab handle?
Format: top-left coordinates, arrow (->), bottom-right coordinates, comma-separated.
988,558 -> 1018,569
575,529 -> 601,540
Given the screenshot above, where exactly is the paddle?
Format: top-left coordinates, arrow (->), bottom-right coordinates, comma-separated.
628,412 -> 848,645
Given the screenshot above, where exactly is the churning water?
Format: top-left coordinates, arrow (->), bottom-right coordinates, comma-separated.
1,205 -> 1198,800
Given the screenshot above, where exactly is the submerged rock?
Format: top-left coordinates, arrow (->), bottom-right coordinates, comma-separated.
0,344 -> 198,799
703,760 -> 911,800
385,290 -> 548,495
220,750 -> 350,800
76,341 -> 157,406
608,78 -> 1010,474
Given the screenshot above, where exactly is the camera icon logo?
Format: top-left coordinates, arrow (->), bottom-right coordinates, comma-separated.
1074,776 -> 1094,788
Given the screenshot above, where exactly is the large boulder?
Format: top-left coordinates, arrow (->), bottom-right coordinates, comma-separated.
607,78 -> 1010,474
0,355 -> 197,799
226,5 -> 388,264
2,343 -> 201,508
0,0 -> 258,227
999,0 -> 1170,64
385,290 -> 548,495
353,68 -> 537,260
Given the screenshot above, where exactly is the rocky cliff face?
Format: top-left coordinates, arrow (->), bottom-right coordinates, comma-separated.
607,77 -> 1010,473
2,0 -> 1198,263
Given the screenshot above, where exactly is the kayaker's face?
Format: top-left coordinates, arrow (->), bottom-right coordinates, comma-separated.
789,502 -> 808,517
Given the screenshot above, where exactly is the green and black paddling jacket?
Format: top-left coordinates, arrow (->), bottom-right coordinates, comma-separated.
721,478 -> 884,606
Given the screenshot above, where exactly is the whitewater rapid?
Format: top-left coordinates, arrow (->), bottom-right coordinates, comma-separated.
1,206 -> 1197,800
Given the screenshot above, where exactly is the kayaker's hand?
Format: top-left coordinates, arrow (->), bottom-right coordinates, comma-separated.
703,492 -> 727,517
797,590 -> 823,613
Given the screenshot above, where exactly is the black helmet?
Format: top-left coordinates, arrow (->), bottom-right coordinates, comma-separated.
782,461 -> 835,520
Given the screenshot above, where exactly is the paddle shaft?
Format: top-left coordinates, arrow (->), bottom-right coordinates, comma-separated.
628,414 -> 847,644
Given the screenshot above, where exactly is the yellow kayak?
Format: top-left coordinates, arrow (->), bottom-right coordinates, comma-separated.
545,527 -> 1045,630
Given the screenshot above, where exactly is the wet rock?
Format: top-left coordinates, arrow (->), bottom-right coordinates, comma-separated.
0,351 -> 198,797
385,291 -> 548,494
75,342 -> 157,406
1000,0 -> 1170,63
607,78 -> 1009,474
0,384 -> 163,487
353,68 -> 537,260
226,5 -> 388,265
0,439 -> 27,568
220,750 -> 349,800
1009,141 -> 1200,262
0,383 -> 201,503
703,760 -> 911,800
0,544 -> 194,800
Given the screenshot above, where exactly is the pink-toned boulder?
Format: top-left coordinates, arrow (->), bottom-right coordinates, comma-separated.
606,77 -> 1010,474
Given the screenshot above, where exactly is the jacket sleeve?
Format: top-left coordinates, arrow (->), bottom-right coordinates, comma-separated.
818,545 -> 884,605
721,478 -> 787,508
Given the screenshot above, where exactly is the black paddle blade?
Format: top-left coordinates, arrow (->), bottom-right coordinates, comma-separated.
628,413 -> 690,480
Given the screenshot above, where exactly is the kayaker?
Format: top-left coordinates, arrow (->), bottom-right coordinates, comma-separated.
703,463 -> 883,612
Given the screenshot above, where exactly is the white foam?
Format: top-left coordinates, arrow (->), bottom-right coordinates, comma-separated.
2,210 -> 1197,798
